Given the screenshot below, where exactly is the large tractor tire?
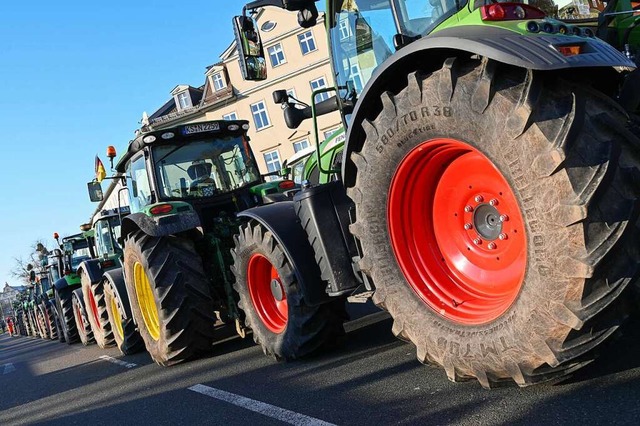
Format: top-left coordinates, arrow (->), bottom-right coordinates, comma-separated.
28,309 -> 39,338
231,221 -> 347,360
43,302 -> 58,340
36,306 -> 50,340
104,280 -> 145,355
348,58 -> 640,388
55,287 -> 79,345
72,289 -> 95,346
80,272 -> 115,349
123,231 -> 216,366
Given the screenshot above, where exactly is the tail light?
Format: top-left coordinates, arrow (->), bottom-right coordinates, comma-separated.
556,45 -> 582,56
149,204 -> 173,215
101,260 -> 115,268
278,180 -> 296,190
481,3 -> 545,21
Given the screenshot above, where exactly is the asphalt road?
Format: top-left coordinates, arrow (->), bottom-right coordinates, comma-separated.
1,302 -> 640,426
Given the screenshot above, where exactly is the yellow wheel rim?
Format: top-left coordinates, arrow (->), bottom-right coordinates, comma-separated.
110,296 -> 124,340
133,261 -> 160,341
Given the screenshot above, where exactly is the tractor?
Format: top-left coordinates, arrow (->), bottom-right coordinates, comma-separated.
229,0 -> 640,387
87,119 -> 278,365
49,232 -> 94,345
76,206 -> 146,354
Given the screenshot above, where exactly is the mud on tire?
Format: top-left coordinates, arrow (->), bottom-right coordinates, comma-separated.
123,231 -> 216,366
348,58 -> 640,387
231,221 -> 347,361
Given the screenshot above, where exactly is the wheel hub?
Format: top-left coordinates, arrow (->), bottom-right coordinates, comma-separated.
247,253 -> 288,334
270,279 -> 284,301
473,203 -> 502,241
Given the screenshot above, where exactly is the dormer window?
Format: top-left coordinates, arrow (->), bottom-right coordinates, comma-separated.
212,73 -> 226,91
177,92 -> 192,110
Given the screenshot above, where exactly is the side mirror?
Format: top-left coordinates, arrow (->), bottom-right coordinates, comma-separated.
29,270 -> 36,283
233,15 -> 267,81
273,90 -> 289,104
88,181 -> 104,202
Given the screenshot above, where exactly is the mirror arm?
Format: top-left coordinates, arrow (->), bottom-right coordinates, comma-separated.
245,0 -> 318,12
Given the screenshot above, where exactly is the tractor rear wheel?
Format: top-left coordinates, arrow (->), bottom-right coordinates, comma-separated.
55,287 -> 79,345
81,272 -> 115,349
232,221 -> 347,360
104,280 -> 145,355
123,231 -> 216,366
349,58 -> 640,387
72,289 -> 95,346
36,307 -> 49,339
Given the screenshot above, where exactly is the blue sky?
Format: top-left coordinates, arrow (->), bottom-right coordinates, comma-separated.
0,1 -> 250,286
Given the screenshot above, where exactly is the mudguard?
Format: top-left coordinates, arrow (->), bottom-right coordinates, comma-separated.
341,25 -> 636,187
121,211 -> 201,239
77,259 -> 103,285
103,267 -> 134,320
53,274 -> 81,291
238,202 -> 332,306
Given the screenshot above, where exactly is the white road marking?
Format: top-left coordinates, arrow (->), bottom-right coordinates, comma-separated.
98,355 -> 137,369
3,363 -> 16,375
188,384 -> 336,426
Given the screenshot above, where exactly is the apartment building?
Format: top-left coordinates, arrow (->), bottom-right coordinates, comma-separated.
143,8 -> 343,175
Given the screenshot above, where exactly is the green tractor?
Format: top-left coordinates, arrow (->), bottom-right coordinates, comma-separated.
76,206 -> 146,354
49,232 -> 94,345
229,0 -> 640,387
87,119 -> 281,365
31,270 -> 59,341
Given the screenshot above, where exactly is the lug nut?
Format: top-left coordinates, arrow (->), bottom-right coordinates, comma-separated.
473,238 -> 482,245
474,195 -> 484,203
500,214 -> 509,222
489,199 -> 499,206
464,223 -> 473,230
499,233 -> 508,240
465,205 -> 474,213
488,242 -> 497,250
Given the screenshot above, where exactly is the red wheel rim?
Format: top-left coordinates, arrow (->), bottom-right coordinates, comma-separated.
88,291 -> 101,330
75,304 -> 85,330
247,253 -> 288,333
388,138 -> 527,325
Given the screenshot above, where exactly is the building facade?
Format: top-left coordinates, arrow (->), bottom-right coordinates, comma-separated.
143,8 -> 343,175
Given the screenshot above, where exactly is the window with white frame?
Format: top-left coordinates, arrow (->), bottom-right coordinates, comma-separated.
177,92 -> 191,110
251,100 -> 271,130
298,30 -> 317,55
223,112 -> 238,121
339,18 -> 352,40
267,43 -> 286,67
323,128 -> 339,140
349,63 -> 364,92
263,150 -> 281,173
293,139 -> 310,153
310,77 -> 329,103
212,73 -> 226,91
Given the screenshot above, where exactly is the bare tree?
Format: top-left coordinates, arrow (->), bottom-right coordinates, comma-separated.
10,239 -> 50,284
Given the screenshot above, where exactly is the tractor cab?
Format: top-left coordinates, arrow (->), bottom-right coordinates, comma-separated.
114,120 -> 262,233
60,234 -> 93,274
92,206 -> 130,265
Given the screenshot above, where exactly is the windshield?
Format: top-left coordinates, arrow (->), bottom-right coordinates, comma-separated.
291,157 -> 310,184
95,216 -> 123,257
152,137 -> 260,199
330,0 -> 459,96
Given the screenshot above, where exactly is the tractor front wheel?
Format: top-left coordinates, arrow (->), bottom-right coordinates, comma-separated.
104,280 -> 145,355
232,221 -> 347,360
72,289 -> 95,346
123,231 -> 216,366
349,58 -> 640,387
81,272 -> 115,349
55,287 -> 79,345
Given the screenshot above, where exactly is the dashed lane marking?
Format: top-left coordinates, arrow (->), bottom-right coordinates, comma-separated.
98,355 -> 137,369
188,384 -> 336,426
3,363 -> 16,375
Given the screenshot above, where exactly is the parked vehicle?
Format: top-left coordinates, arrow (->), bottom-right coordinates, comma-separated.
230,0 -> 640,387
87,119 -> 279,365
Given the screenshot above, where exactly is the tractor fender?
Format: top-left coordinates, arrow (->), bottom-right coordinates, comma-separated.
53,274 -> 81,291
77,259 -> 103,285
340,26 -> 636,187
238,202 -> 332,306
121,211 -> 201,239
103,267 -> 134,320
